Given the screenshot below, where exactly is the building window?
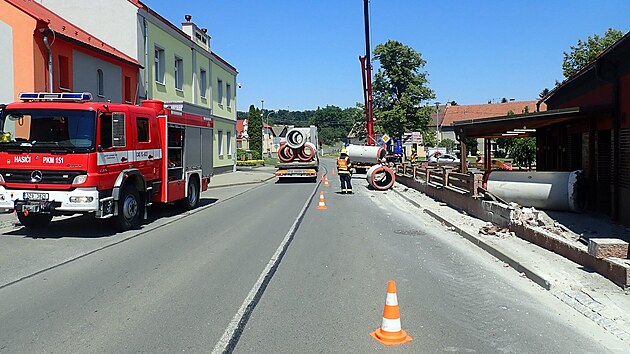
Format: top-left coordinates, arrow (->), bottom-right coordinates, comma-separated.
97,69 -> 104,96
227,131 -> 232,155
226,83 -> 232,108
200,69 -> 207,98
154,46 -> 165,84
59,55 -> 70,89
124,76 -> 132,103
174,56 -> 183,90
217,79 -> 223,105
137,117 -> 149,142
218,130 -> 224,156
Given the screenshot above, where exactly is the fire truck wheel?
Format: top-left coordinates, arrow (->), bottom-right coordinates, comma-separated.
17,212 -> 53,229
177,178 -> 200,210
113,186 -> 142,231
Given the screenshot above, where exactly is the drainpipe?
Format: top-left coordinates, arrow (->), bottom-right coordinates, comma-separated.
42,33 -> 53,93
143,17 -> 149,99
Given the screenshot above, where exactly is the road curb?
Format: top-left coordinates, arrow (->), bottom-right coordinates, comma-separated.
207,175 -> 276,189
392,188 -> 553,290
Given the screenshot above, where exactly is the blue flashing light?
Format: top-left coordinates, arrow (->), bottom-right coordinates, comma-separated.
18,93 -> 39,100
18,92 -> 93,102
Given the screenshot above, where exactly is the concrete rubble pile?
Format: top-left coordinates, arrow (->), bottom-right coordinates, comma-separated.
509,205 -> 580,243
479,223 -> 514,238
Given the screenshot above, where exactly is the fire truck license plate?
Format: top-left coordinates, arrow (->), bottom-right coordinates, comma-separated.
23,192 -> 49,201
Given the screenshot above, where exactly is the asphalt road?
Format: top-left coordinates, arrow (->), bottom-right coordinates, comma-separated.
0,159 -> 626,353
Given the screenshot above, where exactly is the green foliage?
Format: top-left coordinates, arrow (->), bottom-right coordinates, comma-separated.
309,105 -> 356,145
249,149 -> 261,160
449,100 -> 458,106
438,138 -> 456,152
522,106 -> 530,114
562,28 -> 624,78
464,138 -> 478,155
495,138 -> 514,157
510,137 -> 536,169
248,105 -> 262,155
237,148 -> 248,161
236,160 -> 265,166
421,129 -> 437,147
349,103 -> 368,142
539,88 -> 549,98
372,40 -> 435,140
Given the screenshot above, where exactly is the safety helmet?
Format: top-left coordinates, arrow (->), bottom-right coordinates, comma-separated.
340,148 -> 348,154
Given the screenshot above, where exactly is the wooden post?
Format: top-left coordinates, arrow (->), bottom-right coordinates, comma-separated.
443,168 -> 450,188
460,136 -> 468,173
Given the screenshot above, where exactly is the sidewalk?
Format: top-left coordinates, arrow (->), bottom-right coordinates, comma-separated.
208,166 -> 276,189
391,184 -> 630,344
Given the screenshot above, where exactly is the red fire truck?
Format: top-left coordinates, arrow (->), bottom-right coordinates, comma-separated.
0,92 -> 213,230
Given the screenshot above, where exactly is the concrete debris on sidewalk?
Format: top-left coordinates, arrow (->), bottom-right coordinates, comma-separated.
479,224 -> 514,238
510,206 -> 579,243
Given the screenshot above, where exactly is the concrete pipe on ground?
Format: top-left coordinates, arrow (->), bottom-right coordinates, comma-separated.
366,164 -> 396,190
277,144 -> 294,162
297,142 -> 316,162
286,129 -> 306,149
486,170 -> 583,212
346,145 -> 386,164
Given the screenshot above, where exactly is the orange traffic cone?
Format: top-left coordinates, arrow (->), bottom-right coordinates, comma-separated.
324,176 -> 330,187
316,191 -> 328,210
370,280 -> 412,346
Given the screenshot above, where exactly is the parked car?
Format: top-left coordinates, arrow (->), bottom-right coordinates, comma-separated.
435,153 -> 460,163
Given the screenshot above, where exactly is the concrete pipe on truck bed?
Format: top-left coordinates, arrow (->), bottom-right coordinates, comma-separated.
366,164 -> 396,190
346,145 -> 386,164
297,142 -> 317,162
286,129 -> 306,149
277,144 -> 294,162
486,170 -> 583,212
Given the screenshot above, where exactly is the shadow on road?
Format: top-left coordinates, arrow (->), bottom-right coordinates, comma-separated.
3,197 -> 220,239
275,179 -> 318,185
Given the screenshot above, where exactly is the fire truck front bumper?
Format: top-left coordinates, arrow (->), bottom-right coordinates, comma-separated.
0,186 -> 100,214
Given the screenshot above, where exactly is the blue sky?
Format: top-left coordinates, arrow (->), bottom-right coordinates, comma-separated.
147,0 -> 630,112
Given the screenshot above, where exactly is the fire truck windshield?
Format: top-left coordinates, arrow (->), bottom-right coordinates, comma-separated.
0,109 -> 96,152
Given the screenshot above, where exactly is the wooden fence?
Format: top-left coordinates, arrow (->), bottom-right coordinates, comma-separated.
395,163 -> 484,197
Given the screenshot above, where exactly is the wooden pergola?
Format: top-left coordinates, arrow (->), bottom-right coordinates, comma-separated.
451,107 -> 592,173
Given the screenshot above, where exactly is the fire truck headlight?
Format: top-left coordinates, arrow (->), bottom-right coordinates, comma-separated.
72,175 -> 88,185
69,196 -> 94,203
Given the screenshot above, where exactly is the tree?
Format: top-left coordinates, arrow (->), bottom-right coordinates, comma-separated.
464,138 -> 478,156
372,40 -> 435,140
438,138 -> 456,152
349,103 -> 368,142
562,28 -> 624,78
422,129 -> 437,148
247,105 -> 262,156
539,88 -> 549,98
511,137 -> 536,170
449,100 -> 458,106
309,105 -> 353,145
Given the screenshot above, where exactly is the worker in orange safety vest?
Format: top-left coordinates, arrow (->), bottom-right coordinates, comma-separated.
337,148 -> 353,194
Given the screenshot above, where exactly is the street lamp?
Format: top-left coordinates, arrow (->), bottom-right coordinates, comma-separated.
434,102 -> 441,146
265,110 -> 276,157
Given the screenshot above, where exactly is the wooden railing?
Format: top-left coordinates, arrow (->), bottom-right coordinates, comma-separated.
395,163 -> 484,197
